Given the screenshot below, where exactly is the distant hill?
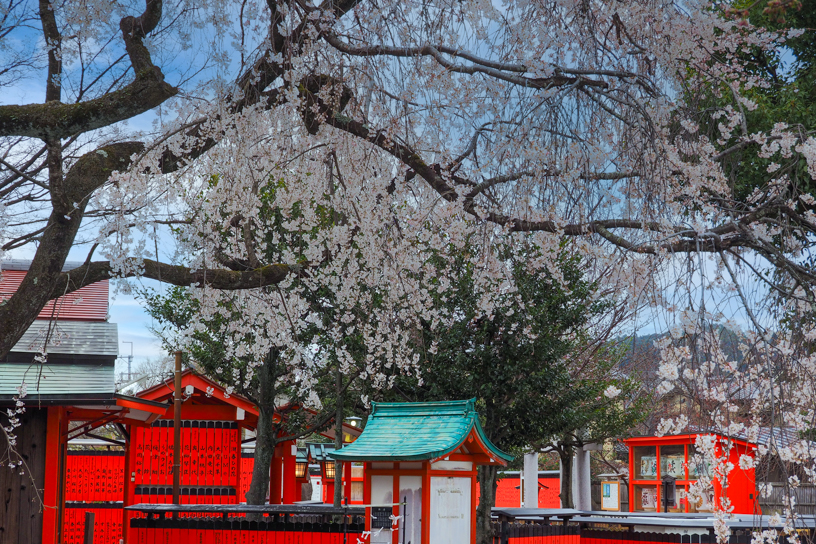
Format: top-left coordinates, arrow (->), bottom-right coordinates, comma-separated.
614,325 -> 745,375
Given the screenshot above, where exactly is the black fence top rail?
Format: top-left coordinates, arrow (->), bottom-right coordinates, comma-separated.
490,508 -> 816,531
492,508 -> 586,518
126,503 -> 365,516
574,516 -> 816,530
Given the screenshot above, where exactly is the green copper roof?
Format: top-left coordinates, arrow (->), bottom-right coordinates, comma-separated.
305,442 -> 335,462
296,447 -> 308,463
329,399 -> 512,464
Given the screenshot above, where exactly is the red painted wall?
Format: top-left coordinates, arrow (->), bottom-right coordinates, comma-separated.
63,506 -> 123,544
719,441 -> 760,515
478,474 -> 561,508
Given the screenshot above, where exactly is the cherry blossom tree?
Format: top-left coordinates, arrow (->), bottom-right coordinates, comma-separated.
1,0 -> 815,534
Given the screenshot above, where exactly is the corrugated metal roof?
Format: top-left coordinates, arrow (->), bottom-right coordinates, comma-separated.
0,362 -> 115,395
330,399 -> 513,463
11,320 -> 118,356
0,270 -> 109,321
1,260 -> 86,272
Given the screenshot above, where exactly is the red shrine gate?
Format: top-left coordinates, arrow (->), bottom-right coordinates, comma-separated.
62,370 -> 363,543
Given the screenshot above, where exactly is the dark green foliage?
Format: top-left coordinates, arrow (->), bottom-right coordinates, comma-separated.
695,0 -> 816,203
398,241 -> 645,456
392,240 -> 647,520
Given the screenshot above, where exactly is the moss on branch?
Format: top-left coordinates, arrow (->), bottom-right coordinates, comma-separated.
52,260 -> 300,297
0,76 -> 177,139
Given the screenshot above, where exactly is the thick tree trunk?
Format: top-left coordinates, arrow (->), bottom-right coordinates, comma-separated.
558,447 -> 574,509
246,406 -> 276,505
476,464 -> 499,544
246,352 -> 278,506
333,365 -> 343,507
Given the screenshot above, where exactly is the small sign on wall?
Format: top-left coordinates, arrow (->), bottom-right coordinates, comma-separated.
601,481 -> 620,511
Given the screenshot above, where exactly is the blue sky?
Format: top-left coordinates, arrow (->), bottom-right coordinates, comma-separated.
1,49 -> 171,377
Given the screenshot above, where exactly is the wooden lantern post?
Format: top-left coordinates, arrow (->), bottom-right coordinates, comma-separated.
172,351 -> 182,506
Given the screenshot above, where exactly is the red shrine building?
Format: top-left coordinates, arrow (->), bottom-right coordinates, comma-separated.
0,260 -> 364,544
0,261 -> 167,544
624,433 -> 760,515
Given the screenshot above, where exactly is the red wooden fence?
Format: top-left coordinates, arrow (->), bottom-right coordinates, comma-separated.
64,503 -> 123,544
65,450 -> 125,502
64,451 -> 125,544
491,523 -> 579,544
131,420 -> 240,502
64,420 -> 243,543
240,452 -> 254,503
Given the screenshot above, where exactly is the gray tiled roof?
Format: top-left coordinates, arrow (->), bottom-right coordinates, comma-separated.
11,320 -> 118,356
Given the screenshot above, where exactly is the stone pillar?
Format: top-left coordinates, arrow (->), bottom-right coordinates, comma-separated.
523,453 -> 539,508
573,448 -> 592,510
572,443 -> 603,510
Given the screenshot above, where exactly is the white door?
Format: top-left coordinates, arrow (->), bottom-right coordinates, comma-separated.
430,477 -> 471,543
370,475 -> 394,544
399,475 -> 422,544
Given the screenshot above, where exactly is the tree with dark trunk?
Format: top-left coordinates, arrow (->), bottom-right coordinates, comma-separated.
3,0 -> 816,524
1,0 -> 813,368
141,288 -> 355,505
394,242 -> 640,544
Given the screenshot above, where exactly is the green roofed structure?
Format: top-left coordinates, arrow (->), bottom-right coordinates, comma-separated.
330,398 -> 512,464
328,399 -> 511,544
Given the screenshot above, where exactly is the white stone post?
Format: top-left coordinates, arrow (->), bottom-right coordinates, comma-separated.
573,443 -> 603,510
573,448 -> 591,510
523,452 -> 539,508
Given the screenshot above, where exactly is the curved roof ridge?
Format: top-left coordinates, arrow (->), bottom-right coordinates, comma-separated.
330,398 -> 512,464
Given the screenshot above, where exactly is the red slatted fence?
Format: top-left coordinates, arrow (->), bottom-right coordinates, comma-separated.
492,525 -> 767,544
64,420 -> 243,542
132,420 -> 240,504
63,451 -> 125,544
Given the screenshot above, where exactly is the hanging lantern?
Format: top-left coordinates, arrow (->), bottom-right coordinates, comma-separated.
295,460 -> 308,479
345,416 -> 362,428
323,460 -> 336,480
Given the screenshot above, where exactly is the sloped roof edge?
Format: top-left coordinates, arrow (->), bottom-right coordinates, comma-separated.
330,398 -> 512,464
136,368 -> 259,417
1,259 -> 88,272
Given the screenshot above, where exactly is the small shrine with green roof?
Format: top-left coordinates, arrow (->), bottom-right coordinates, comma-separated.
330,398 -> 512,544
